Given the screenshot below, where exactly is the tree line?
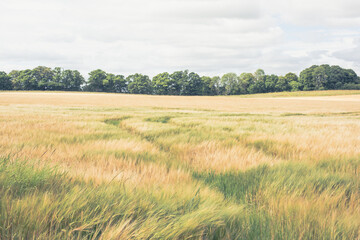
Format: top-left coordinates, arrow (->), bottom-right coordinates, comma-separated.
0,65 -> 359,95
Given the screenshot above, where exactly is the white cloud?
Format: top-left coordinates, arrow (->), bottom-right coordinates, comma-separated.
0,0 -> 359,77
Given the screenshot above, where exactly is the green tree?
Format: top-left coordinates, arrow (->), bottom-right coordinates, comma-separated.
239,73 -> 255,94
201,76 -> 219,95
312,65 -> 328,90
248,79 -> 266,93
183,72 -> 203,95
8,70 -> 21,90
9,69 -> 38,90
169,70 -> 187,95
112,74 -> 127,93
289,81 -> 302,91
50,67 -> 65,90
71,70 -> 85,91
127,73 -> 152,94
299,65 -> 318,90
284,72 -> 298,83
254,69 -> 265,82
284,72 -> 302,91
87,69 -> 107,92
300,64 -> 359,91
102,73 -> 116,92
0,71 -> 12,90
275,76 -> 291,92
152,72 -> 172,95
264,74 -> 278,92
62,70 -> 85,91
248,69 -> 266,93
171,70 -> 202,95
221,73 -> 239,95
33,66 -> 54,90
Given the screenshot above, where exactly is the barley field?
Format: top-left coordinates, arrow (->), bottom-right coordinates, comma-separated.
0,90 -> 360,239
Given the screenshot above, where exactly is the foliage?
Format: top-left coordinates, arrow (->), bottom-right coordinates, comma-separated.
127,73 -> 152,94
201,76 -> 219,95
0,71 -> 12,90
1,64 -> 359,95
300,64 -> 359,91
221,73 -> 239,95
152,72 -> 179,95
7,67 -> 84,91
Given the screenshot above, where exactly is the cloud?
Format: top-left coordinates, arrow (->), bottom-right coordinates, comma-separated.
332,39 -> 360,63
0,0 -> 359,77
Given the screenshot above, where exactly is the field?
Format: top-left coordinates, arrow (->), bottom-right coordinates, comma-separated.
0,90 -> 360,239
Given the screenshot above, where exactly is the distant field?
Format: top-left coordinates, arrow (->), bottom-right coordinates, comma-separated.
236,89 -> 360,98
0,90 -> 360,113
0,91 -> 359,239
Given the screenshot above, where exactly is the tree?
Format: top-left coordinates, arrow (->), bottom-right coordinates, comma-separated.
238,73 -> 255,94
264,74 -> 278,92
87,69 -> 107,92
112,74 -> 127,93
169,70 -> 187,95
170,70 -> 202,96
183,72 -> 203,95
248,78 -> 266,93
33,66 -> 54,90
62,70 -> 75,91
2,64 -> 358,94
152,72 -> 172,95
254,69 -> 265,82
62,70 -> 85,91
127,73 -> 152,94
284,72 -> 298,83
248,69 -> 266,93
48,68 -> 85,91
50,67 -> 65,90
212,76 -> 221,95
8,70 -> 21,90
300,64 -> 359,91
201,76 -> 219,95
9,69 -> 38,90
102,73 -> 116,92
275,76 -> 291,92
299,65 -> 318,90
221,73 -> 239,95
71,70 -> 85,91
312,65 -> 328,90
0,71 -> 12,90
284,72 -> 302,91
289,81 -> 302,91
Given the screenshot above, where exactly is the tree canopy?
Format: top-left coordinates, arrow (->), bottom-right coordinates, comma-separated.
1,65 -> 359,94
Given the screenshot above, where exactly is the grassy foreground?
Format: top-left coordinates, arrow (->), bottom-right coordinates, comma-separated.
0,91 -> 359,239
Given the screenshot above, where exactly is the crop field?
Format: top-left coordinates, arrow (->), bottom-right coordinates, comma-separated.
0,90 -> 360,239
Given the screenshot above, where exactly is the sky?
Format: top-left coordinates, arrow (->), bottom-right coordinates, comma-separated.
0,0 -> 359,77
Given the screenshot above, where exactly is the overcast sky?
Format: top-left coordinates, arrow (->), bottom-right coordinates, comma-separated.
0,0 -> 359,77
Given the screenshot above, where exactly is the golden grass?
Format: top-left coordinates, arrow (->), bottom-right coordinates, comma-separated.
0,91 -> 359,239
0,90 -> 360,113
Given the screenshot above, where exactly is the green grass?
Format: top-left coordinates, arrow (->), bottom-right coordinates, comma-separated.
195,160 -> 359,201
145,116 -> 172,123
194,158 -> 360,239
2,157 -> 358,239
0,157 -> 243,239
0,157 -> 65,197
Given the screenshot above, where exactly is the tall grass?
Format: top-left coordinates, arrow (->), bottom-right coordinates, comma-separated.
0,93 -> 359,239
0,157 -> 245,239
194,158 -> 360,239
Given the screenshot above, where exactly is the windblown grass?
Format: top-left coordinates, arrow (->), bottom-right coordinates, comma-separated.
0,91 -> 359,239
